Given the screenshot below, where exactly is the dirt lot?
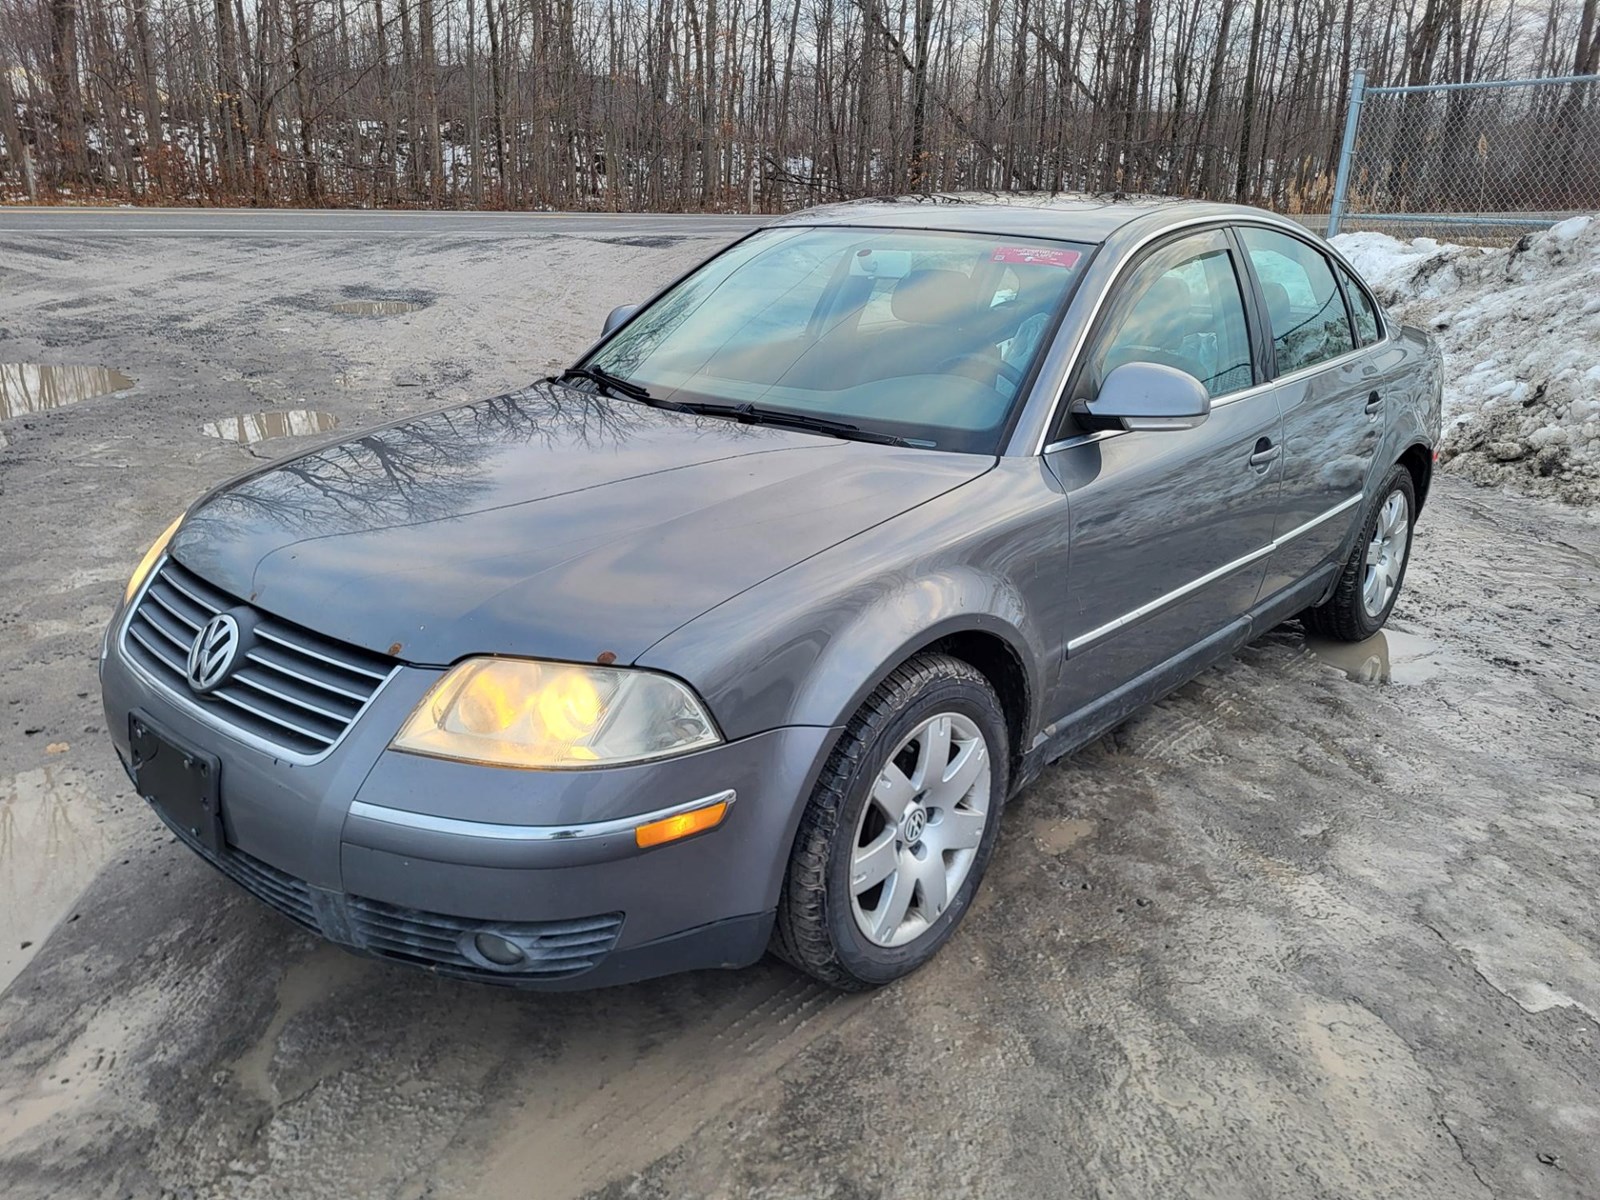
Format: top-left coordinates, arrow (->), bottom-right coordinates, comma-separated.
1,211 -> 1597,1200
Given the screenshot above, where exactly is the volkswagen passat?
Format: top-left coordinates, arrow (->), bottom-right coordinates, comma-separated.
101,199 -> 1442,990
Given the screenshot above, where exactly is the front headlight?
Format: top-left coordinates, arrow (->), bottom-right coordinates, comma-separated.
391,657 -> 721,769
125,514 -> 184,604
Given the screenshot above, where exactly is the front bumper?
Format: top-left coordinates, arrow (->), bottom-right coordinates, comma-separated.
101,620 -> 832,989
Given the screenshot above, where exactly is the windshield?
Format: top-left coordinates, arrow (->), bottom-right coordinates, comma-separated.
583,226 -> 1092,453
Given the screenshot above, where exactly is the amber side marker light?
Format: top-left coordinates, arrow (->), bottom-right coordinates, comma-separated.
635,799 -> 730,849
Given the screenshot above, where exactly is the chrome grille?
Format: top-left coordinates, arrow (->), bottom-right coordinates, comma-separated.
123,558 -> 395,758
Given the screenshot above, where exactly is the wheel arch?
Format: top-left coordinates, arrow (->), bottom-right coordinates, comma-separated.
1398,441 -> 1434,514
809,613 -> 1040,791
920,628 -> 1032,784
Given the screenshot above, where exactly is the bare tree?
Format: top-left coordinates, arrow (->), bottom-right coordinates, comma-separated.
0,0 -> 1592,212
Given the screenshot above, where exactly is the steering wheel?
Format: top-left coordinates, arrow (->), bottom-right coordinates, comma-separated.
936,352 -> 1025,390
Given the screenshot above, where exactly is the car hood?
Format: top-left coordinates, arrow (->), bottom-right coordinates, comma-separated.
171,383 -> 991,665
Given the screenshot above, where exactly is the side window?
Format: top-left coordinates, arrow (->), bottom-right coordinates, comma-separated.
1336,262 -> 1381,345
1238,227 -> 1355,374
1085,230 -> 1254,401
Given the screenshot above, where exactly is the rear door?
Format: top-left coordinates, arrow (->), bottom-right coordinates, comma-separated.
1043,228 -> 1283,718
1235,226 -> 1386,598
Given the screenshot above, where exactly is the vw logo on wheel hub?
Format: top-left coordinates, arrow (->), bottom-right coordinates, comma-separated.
901,805 -> 927,844
186,613 -> 241,693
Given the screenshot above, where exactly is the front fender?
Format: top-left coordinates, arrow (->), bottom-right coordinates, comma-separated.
796,576 -> 1042,736
637,459 -> 1067,743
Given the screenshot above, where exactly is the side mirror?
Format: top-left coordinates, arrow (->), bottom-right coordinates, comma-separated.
1083,361 -> 1211,432
602,303 -> 638,337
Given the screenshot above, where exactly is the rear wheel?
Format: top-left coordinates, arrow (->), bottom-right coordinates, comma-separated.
1304,463 -> 1416,642
774,653 -> 1010,990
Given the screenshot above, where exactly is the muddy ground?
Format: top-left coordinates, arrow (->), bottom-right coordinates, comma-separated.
0,211 -> 1597,1200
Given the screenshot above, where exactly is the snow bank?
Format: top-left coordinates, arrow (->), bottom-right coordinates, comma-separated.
1334,217 -> 1600,506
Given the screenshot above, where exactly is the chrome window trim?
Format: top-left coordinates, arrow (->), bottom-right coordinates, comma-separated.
347,789 -> 738,842
116,555 -> 401,766
1041,341 -> 1379,454
1065,493 -> 1363,654
1030,214 -> 1394,455
1042,428 -> 1123,455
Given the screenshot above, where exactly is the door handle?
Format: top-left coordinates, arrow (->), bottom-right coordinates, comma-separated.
1364,390 -> 1384,414
1248,438 -> 1280,470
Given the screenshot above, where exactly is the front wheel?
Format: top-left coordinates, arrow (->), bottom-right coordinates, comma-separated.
1304,463 -> 1417,642
773,653 -> 1010,990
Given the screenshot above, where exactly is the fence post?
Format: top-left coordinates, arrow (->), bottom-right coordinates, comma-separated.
1328,68 -> 1366,237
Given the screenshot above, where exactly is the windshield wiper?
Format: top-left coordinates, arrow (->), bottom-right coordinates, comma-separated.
558,365 -> 659,404
557,374 -> 912,446
675,402 -> 912,447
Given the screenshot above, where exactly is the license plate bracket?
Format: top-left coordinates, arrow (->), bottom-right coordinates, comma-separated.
130,714 -> 223,854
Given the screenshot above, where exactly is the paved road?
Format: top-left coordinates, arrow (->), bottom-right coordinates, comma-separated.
0,206 -> 766,238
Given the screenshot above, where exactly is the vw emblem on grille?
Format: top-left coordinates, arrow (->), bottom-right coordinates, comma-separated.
186,613 -> 241,694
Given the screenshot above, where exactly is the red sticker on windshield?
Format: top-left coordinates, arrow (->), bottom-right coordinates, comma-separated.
991,246 -> 1082,269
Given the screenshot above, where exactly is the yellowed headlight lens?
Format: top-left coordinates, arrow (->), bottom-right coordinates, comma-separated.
124,514 -> 184,604
391,658 -> 719,769
536,669 -> 603,741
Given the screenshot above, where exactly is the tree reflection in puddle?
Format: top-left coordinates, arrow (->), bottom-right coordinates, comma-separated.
0,765 -> 112,992
201,410 -> 339,445
0,363 -> 136,420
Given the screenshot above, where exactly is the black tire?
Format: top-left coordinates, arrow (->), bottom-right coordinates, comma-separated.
1303,463 -> 1417,642
773,653 -> 1011,991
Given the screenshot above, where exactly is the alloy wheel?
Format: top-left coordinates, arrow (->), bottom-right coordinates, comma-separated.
1362,489 -> 1411,617
848,712 -> 992,948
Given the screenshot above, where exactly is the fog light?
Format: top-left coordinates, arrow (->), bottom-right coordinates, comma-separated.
474,932 -> 526,966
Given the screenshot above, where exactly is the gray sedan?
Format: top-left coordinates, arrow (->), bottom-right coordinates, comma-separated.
100,198 -> 1442,990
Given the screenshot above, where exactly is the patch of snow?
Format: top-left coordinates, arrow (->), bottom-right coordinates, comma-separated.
1335,217 -> 1600,506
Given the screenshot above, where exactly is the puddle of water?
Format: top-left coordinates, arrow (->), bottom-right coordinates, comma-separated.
231,943 -> 373,1104
201,409 -> 339,445
1307,629 -> 1447,686
1032,816 -> 1098,854
0,363 -> 135,420
1,766 -> 114,993
330,300 -> 422,316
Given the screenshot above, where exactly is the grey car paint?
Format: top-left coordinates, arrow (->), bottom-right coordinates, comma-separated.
169,397 -> 991,666
638,203 -> 1440,746
100,197 -> 1443,988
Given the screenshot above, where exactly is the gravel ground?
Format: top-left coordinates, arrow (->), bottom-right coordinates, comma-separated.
0,214 -> 1597,1200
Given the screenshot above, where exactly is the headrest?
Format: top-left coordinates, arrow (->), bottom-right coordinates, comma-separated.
891,269 -> 975,326
1125,275 -> 1194,346
1262,280 -> 1293,329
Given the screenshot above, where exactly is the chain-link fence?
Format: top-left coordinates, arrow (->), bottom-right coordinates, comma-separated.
1326,71 -> 1600,239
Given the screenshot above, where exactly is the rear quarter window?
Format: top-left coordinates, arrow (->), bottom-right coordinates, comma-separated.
1336,262 -> 1382,346
1239,226 -> 1356,375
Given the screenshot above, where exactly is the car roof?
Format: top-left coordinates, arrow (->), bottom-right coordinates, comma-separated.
768,194 -> 1294,244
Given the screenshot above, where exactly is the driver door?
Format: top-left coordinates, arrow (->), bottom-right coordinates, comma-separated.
1043,228 -> 1284,720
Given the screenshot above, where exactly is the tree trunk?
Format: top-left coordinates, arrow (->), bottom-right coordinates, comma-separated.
48,0 -> 88,186
1235,0 -> 1265,200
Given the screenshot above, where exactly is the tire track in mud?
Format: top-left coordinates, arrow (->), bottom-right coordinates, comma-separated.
461,972 -> 862,1198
